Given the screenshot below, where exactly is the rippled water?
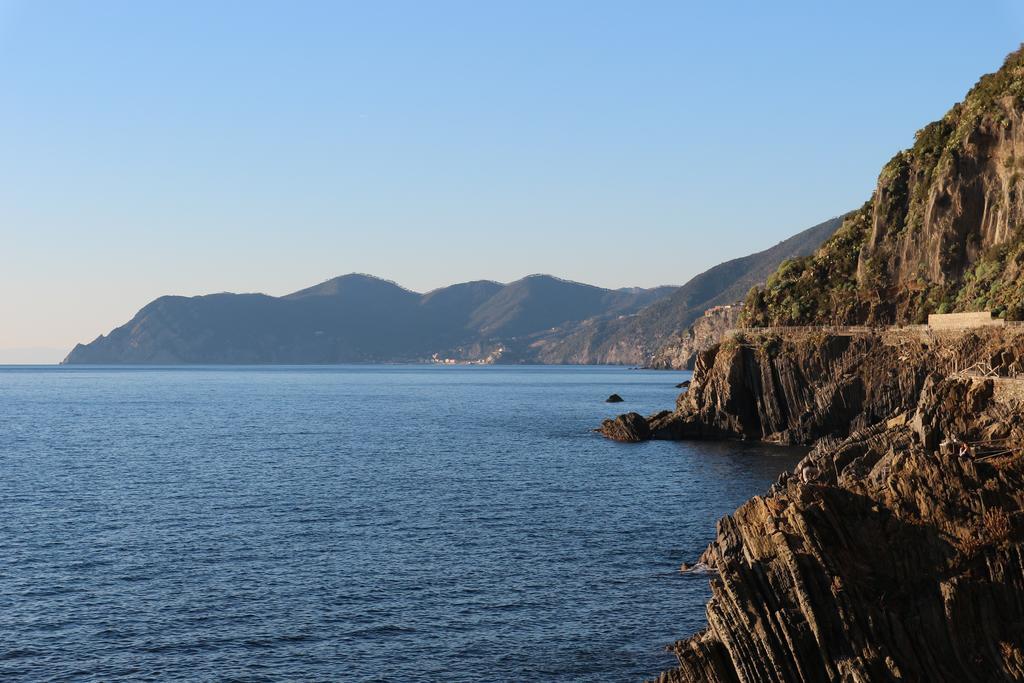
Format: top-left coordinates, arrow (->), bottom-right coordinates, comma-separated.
0,365 -> 800,682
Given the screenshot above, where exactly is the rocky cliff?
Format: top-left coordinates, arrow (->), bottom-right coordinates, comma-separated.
743,47 -> 1024,327
648,305 -> 742,370
604,326 -> 1024,443
597,48 -> 1024,682
656,369 -> 1024,682
599,327 -> 1024,681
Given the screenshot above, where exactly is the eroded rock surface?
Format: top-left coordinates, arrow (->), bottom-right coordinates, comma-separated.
603,327 -> 1024,445
743,47 -> 1024,327
650,305 -> 742,370
599,328 -> 1024,681
656,375 -> 1024,682
627,47 -> 1024,683
597,412 -> 651,442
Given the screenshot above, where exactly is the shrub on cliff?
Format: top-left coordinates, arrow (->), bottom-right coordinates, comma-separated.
742,45 -> 1024,328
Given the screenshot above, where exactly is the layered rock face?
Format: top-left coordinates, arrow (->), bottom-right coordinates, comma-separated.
606,327 -> 1024,445
657,373 -> 1024,682
743,47 -> 1024,326
649,305 -> 742,370
598,328 -> 1024,681
604,48 -> 1024,683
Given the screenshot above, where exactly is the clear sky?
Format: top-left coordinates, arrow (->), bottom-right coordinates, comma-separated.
3,1 -> 1024,361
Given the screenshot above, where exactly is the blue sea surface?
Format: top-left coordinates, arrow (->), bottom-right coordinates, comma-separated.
0,365 -> 800,682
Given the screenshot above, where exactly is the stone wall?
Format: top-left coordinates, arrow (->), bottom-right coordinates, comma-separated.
928,311 -> 1004,329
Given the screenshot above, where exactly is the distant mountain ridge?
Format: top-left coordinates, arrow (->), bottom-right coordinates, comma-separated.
65,215 -> 845,365
526,215 -> 846,365
63,274 -> 675,364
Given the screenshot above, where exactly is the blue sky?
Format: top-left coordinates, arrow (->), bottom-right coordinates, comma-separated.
3,1 -> 1024,360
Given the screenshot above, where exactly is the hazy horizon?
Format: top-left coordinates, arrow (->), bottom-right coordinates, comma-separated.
5,0 -> 1024,361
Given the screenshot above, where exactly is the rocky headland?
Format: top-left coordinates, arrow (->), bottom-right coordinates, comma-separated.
613,326 -> 1024,681
660,368 -> 1024,682
602,47 -> 1024,682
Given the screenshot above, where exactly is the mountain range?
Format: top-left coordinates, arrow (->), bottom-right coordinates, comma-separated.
527,215 -> 845,364
64,217 -> 843,365
63,275 -> 674,364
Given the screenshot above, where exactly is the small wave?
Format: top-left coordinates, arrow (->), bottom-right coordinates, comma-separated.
344,624 -> 418,638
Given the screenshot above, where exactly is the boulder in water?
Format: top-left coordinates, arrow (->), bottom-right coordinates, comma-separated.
598,412 -> 650,442
605,393 -> 624,403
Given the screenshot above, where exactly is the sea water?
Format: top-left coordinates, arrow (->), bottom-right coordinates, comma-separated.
0,365 -> 800,681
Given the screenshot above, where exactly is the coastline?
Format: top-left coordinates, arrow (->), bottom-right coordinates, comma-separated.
603,327 -> 1024,681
